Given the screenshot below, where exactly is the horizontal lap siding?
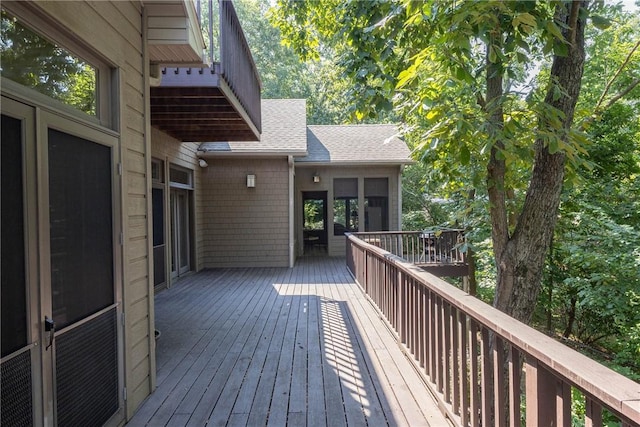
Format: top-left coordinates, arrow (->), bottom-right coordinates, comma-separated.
200,158 -> 290,268
36,1 -> 150,419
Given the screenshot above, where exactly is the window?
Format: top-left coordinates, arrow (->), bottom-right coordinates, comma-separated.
365,178 -> 389,231
169,164 -> 193,189
333,178 -> 358,235
1,10 -> 97,116
152,158 -> 164,183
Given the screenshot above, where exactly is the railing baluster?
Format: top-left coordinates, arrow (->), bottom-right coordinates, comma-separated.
469,319 -> 480,427
481,328 -> 492,427
556,380 -> 571,427
444,302 -> 452,403
585,397 -> 603,427
452,307 -> 460,414
419,284 -> 427,368
509,346 -> 522,427
436,296 -> 444,392
493,335 -> 506,427
458,312 -> 469,426
525,358 -> 556,427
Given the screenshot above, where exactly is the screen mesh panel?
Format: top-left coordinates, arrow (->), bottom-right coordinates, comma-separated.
55,307 -> 118,427
48,129 -> 113,329
1,114 -> 28,357
1,349 -> 33,426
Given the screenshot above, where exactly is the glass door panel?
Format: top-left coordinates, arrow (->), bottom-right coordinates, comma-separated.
170,188 -> 191,279
152,187 -> 166,288
178,192 -> 190,273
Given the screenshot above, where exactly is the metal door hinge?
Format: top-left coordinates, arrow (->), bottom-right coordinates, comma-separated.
120,232 -> 124,246
123,387 -> 127,401
121,312 -> 126,326
118,163 -> 123,176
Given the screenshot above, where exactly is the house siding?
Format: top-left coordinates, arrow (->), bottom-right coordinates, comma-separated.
295,165 -> 402,257
33,1 -> 152,418
200,158 -> 290,268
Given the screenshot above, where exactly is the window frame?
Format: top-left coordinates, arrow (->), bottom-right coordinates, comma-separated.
1,3 -> 115,129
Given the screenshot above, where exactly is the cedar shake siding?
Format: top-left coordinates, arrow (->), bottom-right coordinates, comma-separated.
200,158 -> 290,268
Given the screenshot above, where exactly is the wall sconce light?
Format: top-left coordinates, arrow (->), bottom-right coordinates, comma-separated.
198,158 -> 208,168
246,174 -> 256,188
313,174 -> 320,183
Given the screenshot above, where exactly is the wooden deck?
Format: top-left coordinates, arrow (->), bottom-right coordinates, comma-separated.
126,257 -> 449,427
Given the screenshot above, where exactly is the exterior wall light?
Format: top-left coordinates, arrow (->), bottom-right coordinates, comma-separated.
246,174 -> 256,188
313,174 -> 320,183
198,158 -> 208,168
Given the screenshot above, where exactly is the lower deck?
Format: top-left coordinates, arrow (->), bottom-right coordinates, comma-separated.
126,257 -> 449,427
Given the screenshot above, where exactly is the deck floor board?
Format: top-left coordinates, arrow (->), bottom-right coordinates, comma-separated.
126,257 -> 449,427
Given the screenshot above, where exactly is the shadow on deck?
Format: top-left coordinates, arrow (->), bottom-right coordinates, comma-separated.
126,257 -> 449,427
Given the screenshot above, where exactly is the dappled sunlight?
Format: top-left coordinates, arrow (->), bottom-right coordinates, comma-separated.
320,297 -> 372,418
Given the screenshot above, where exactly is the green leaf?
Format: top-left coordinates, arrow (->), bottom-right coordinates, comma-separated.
591,14 -> 612,30
554,42 -> 569,57
513,12 -> 537,33
460,144 -> 471,165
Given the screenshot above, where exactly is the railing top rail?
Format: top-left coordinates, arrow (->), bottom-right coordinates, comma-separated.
347,234 -> 640,421
351,228 -> 465,236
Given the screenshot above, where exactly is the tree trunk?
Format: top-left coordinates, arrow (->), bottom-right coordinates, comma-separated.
490,1 -> 587,324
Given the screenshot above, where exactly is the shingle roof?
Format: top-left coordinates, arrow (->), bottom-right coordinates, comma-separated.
199,99 -> 307,156
296,124 -> 412,165
198,99 -> 413,165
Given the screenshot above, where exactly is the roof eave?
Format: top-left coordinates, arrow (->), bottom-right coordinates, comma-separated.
295,160 -> 415,167
199,148 -> 308,158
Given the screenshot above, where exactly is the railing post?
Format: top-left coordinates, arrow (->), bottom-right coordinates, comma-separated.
525,358 -> 557,427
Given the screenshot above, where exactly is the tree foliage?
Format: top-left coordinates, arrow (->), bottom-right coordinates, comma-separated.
0,10 -> 96,114
272,0 -> 640,376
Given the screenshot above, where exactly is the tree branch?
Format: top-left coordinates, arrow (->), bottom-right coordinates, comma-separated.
602,77 -> 640,111
594,38 -> 640,112
568,1 -> 581,45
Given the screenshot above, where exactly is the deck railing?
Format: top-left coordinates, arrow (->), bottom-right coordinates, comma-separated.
218,0 -> 261,132
356,229 -> 469,277
346,234 -> 640,427
197,0 -> 262,133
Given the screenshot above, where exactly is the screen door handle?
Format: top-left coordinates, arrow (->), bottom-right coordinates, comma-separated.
45,316 -> 56,350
